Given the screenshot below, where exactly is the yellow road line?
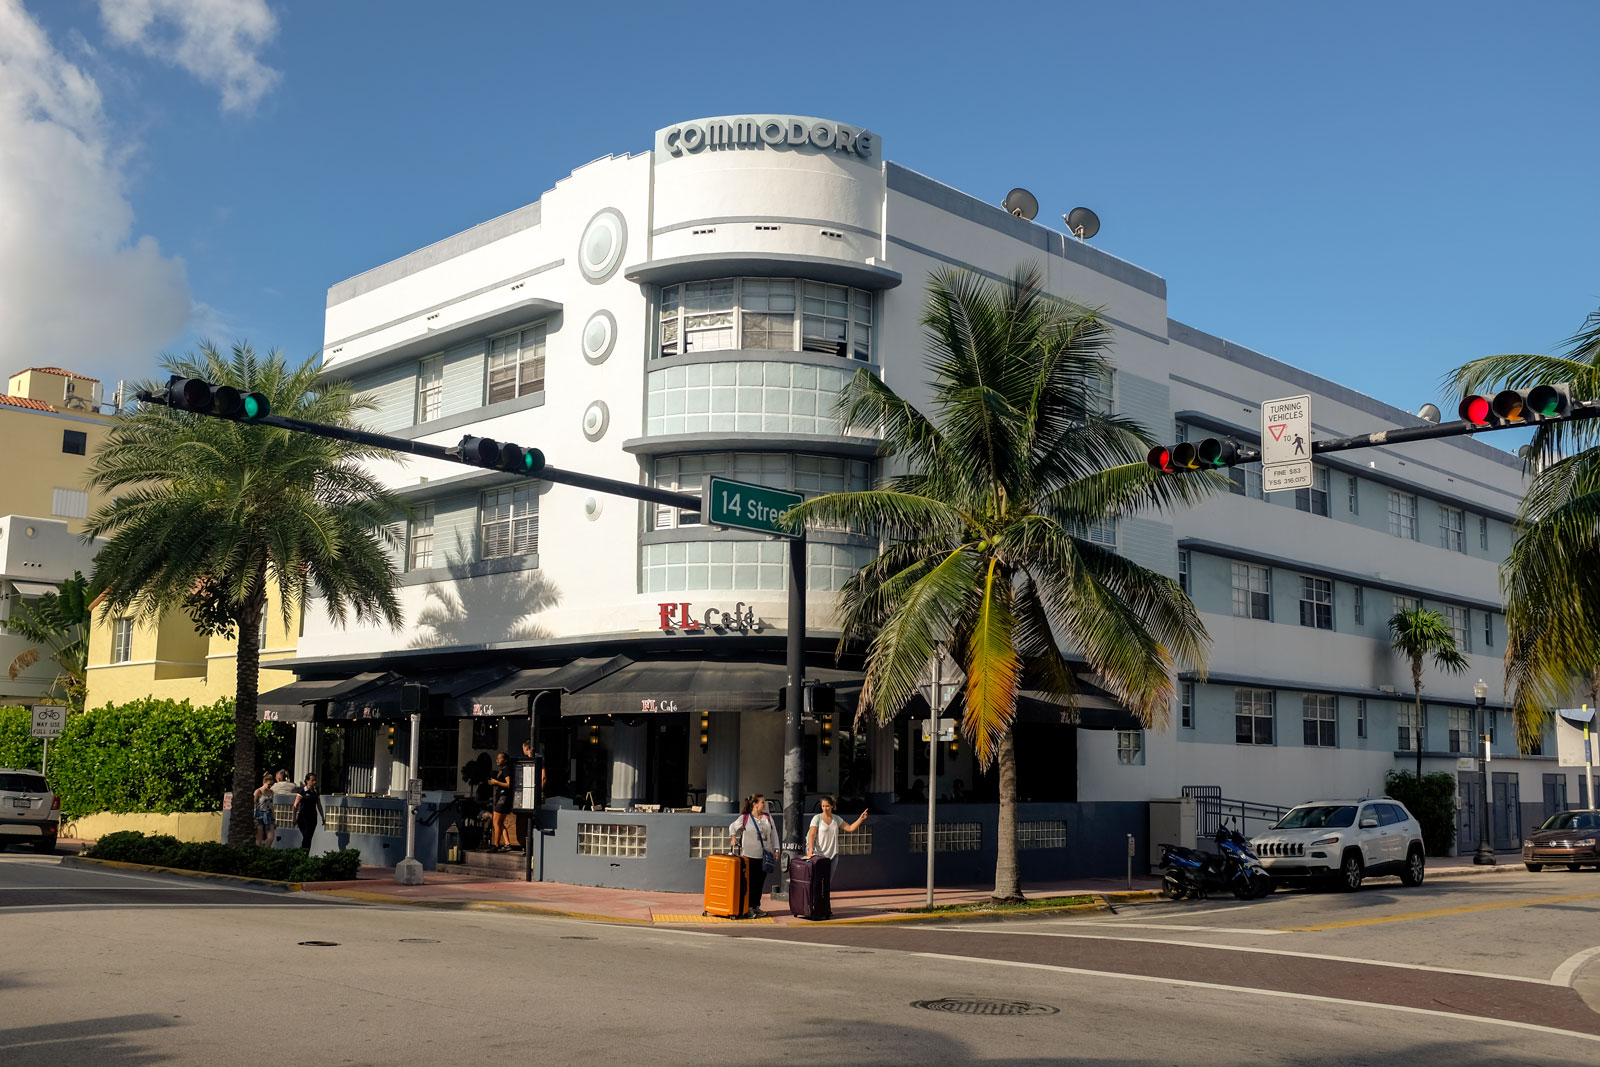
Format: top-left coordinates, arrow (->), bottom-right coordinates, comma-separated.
1280,891 -> 1600,932
653,913 -> 774,924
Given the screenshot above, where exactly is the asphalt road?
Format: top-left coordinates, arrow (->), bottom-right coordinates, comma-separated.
3,850 -> 1598,1066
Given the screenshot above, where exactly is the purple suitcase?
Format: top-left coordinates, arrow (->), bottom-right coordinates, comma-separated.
788,855 -> 832,920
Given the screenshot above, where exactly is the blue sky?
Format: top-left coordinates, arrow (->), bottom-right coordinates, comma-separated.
6,1 -> 1598,444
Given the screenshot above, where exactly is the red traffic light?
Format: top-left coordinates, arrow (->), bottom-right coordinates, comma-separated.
1146,445 -> 1174,473
1458,395 -> 1493,425
1459,383 -> 1572,426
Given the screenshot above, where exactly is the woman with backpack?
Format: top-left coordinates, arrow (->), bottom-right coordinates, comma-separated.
728,793 -> 777,919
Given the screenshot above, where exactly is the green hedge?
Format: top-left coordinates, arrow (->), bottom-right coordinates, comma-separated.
0,706 -> 44,770
1385,770 -> 1459,856
4,698 -> 293,817
83,830 -> 362,882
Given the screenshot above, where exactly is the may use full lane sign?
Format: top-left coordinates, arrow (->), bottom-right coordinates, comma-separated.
1261,394 -> 1313,493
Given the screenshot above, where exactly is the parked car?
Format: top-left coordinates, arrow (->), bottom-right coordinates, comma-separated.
0,768 -> 59,853
1250,798 -> 1426,891
1522,810 -> 1600,871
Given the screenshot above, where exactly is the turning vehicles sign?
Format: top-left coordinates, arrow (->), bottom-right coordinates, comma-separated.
1261,394 -> 1313,492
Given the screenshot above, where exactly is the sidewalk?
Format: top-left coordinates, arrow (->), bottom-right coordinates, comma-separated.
303,868 -> 1163,925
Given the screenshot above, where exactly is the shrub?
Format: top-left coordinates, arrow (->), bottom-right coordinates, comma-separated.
1385,770 -> 1458,856
82,831 -> 362,882
46,697 -> 293,817
0,706 -> 44,770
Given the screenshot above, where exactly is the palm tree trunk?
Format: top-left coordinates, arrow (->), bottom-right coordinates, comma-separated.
228,573 -> 267,845
991,722 -> 1023,903
1413,661 -> 1424,780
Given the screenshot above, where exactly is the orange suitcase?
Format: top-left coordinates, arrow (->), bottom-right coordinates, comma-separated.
703,853 -> 746,918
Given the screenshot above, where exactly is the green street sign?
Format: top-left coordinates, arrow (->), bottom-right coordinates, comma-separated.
702,476 -> 804,537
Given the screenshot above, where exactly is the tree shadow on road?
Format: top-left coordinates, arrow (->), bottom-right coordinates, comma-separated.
0,1012 -> 173,1067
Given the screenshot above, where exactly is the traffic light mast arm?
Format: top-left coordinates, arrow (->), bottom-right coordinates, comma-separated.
134,391 -> 701,512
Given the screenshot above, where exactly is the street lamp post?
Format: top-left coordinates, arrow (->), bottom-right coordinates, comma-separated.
1473,679 -> 1496,866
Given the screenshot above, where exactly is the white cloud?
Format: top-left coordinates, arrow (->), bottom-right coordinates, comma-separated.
98,0 -> 280,113
0,0 -> 191,384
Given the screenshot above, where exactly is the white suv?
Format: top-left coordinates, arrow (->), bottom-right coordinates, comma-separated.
1251,798 -> 1426,891
0,768 -> 59,854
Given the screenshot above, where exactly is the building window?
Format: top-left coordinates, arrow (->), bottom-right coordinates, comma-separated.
1174,421 -> 1188,444
1116,730 -> 1144,765
1392,594 -> 1420,616
1302,694 -> 1337,747
111,617 -> 133,663
1448,708 -> 1474,753
62,430 -> 87,455
1088,371 -> 1115,416
1231,563 -> 1270,620
658,277 -> 872,361
257,606 -> 268,650
1484,612 -> 1493,648
486,324 -> 546,404
1353,586 -> 1364,626
647,360 -> 855,437
1387,490 -> 1418,540
1347,475 -> 1359,514
1177,550 -> 1189,594
480,486 -> 537,560
416,354 -> 443,423
650,452 -> 871,530
1298,576 -> 1333,630
1229,466 -> 1264,500
1180,681 -> 1194,729
1075,517 -> 1118,547
1356,698 -> 1367,738
51,488 -> 88,519
1439,505 -> 1465,553
1235,688 -> 1274,745
1444,605 -> 1470,653
1294,466 -> 1329,516
1479,516 -> 1489,550
407,503 -> 435,570
1397,705 -> 1419,752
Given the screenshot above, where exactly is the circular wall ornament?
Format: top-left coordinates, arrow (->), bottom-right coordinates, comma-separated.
584,495 -> 603,521
578,209 -> 627,283
581,310 -> 617,364
581,400 -> 610,441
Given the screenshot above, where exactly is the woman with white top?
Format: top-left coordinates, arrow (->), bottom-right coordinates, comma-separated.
806,795 -> 867,872
728,793 -> 778,919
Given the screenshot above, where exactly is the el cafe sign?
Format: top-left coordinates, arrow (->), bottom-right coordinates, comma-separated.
657,601 -> 762,633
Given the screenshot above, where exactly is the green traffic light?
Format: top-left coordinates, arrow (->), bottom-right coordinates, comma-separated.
242,393 -> 270,420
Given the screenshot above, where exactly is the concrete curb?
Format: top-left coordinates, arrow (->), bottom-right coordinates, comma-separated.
60,855 -> 304,893
817,896 -> 1112,926
312,888 -> 653,924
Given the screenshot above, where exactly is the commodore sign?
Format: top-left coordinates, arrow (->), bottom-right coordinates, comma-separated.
660,116 -> 875,160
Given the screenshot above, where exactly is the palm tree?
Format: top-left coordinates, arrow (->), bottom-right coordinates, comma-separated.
84,342 -> 405,844
1447,306 -> 1600,749
1387,608 -> 1469,775
784,266 -> 1217,902
1,572 -> 92,712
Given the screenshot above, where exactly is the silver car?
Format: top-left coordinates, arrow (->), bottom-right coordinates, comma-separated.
0,768 -> 60,853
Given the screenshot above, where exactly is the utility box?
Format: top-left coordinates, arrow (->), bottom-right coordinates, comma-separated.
1148,796 -> 1197,873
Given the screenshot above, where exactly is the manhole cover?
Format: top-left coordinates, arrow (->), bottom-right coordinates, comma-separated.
398,938 -> 439,944
911,998 -> 1059,1017
298,941 -> 339,947
561,936 -> 598,941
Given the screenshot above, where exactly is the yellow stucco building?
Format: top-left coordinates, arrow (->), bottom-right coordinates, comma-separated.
0,367 -> 114,705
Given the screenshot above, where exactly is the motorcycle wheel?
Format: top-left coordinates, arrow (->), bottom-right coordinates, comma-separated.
1160,874 -> 1185,900
1231,874 -> 1256,900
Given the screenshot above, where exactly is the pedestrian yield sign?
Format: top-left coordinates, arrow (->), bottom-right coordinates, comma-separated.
1261,394 -> 1312,492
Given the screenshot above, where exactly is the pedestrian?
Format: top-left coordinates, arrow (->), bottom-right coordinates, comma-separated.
270,769 -> 296,797
488,753 -> 519,852
806,795 -> 867,874
292,773 -> 325,853
253,772 -> 276,847
728,793 -> 777,919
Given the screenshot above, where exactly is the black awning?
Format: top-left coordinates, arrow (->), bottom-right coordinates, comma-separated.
559,656 -> 864,717
325,665 -> 514,721
891,675 -> 1141,732
257,673 -> 394,722
442,656 -> 634,717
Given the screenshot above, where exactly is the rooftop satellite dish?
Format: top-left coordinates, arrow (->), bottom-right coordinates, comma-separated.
1003,188 -> 1039,220
1417,403 -> 1441,424
1064,206 -> 1100,240
1518,444 -> 1536,462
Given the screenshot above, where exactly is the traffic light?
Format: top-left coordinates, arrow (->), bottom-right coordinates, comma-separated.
153,375 -> 272,421
1458,383 -> 1572,426
1147,436 -> 1238,473
457,435 -> 545,474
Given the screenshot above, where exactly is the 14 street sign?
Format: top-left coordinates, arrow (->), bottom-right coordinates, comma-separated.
703,476 -> 804,537
1261,394 -> 1313,492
